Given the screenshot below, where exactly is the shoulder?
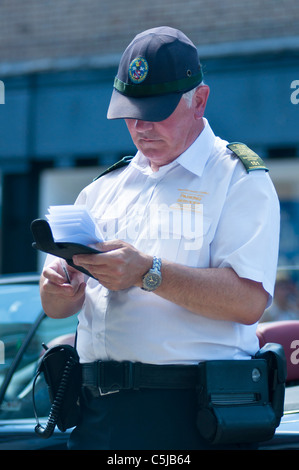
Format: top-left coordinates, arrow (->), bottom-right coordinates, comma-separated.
75,155 -> 134,203
93,156 -> 134,181
207,138 -> 268,183
226,142 -> 268,174
210,138 -> 278,206
224,142 -> 279,210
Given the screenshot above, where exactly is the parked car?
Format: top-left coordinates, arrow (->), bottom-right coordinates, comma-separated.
0,273 -> 77,449
0,271 -> 299,450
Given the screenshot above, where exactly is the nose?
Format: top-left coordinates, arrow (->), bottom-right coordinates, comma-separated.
134,119 -> 154,131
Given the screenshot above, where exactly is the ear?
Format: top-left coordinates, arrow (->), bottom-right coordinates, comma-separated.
193,85 -> 210,119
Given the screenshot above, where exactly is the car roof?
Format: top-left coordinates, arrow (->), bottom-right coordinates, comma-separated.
0,273 -> 40,285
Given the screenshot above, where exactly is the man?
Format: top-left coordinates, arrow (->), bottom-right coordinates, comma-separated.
40,26 -> 280,449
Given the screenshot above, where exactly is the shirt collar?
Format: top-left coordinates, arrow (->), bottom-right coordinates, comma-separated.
176,118 -> 216,177
131,118 -> 215,178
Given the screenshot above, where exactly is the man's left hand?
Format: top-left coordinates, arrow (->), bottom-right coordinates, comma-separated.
73,240 -> 152,290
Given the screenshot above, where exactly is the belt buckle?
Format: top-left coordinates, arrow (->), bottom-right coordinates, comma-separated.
97,361 -> 133,395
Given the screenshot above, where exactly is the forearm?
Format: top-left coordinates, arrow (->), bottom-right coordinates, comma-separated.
155,262 -> 268,325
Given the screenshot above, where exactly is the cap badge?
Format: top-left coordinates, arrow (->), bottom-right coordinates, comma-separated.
128,57 -> 149,84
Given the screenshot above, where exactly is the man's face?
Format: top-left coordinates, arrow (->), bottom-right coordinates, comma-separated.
125,87 -> 208,171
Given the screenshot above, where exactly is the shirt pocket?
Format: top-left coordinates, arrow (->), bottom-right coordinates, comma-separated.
150,204 -> 212,265
94,213 -> 145,243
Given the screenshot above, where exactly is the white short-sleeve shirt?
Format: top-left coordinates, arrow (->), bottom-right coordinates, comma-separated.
73,119 -> 280,365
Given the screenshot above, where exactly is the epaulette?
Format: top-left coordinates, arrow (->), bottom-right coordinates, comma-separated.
93,155 -> 133,181
227,142 -> 268,173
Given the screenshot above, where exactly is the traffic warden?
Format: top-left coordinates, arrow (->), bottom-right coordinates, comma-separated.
40,26 -> 280,449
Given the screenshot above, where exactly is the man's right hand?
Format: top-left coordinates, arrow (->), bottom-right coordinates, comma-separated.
40,258 -> 86,318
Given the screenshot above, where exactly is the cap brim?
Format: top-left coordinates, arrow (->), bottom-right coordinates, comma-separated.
107,88 -> 183,122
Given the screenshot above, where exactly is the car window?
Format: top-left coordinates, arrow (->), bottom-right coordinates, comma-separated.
0,282 -> 43,372
0,284 -> 42,323
0,284 -> 78,420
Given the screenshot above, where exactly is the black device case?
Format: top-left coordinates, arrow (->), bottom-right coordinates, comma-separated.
33,344 -> 81,438
196,343 -> 287,445
31,218 -> 100,278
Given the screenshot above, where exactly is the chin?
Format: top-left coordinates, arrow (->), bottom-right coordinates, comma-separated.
143,152 -> 165,162
140,148 -> 163,159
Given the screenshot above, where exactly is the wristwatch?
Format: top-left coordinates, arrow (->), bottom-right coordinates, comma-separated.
142,256 -> 162,292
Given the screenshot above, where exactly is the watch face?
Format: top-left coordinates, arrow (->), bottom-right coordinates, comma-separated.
143,271 -> 162,291
147,273 -> 159,286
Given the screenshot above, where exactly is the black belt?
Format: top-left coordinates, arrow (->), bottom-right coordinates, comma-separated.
81,360 -> 199,395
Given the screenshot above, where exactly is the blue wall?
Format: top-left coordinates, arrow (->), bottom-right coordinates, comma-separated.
204,54 -> 299,151
0,52 -> 298,172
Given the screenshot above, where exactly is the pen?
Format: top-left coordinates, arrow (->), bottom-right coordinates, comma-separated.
60,260 -> 71,284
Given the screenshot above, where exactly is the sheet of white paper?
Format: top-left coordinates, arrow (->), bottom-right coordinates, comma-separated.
46,205 -> 103,245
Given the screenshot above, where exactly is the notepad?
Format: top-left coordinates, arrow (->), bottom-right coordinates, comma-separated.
45,205 -> 102,245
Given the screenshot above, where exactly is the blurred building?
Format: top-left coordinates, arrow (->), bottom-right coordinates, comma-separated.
0,0 -> 298,273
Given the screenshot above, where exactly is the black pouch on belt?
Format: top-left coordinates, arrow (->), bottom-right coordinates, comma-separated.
33,344 -> 81,439
196,343 -> 287,445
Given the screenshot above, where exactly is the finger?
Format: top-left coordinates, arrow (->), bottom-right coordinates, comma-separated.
73,249 -> 120,267
96,240 -> 126,252
43,259 -> 85,290
43,265 -> 67,285
73,253 -> 105,268
73,240 -> 129,266
43,274 -> 86,297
